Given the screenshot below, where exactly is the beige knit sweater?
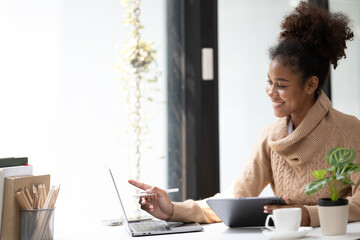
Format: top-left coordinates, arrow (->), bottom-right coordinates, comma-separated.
169,92 -> 360,227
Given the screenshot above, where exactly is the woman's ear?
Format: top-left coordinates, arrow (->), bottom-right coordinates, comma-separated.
306,76 -> 319,94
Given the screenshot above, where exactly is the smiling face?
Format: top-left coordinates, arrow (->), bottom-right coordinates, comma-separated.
266,59 -> 318,128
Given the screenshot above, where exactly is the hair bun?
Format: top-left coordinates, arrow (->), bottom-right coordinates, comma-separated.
279,1 -> 354,69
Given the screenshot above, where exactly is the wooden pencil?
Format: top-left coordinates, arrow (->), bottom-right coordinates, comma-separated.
15,191 -> 27,209
19,189 -> 32,209
25,187 -> 33,207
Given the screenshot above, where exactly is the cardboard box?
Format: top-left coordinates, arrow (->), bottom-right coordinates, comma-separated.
1,175 -> 50,240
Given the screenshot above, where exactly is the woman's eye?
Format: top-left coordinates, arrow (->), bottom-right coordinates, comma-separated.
267,80 -> 285,88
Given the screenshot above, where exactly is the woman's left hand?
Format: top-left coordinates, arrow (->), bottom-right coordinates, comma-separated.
264,195 -> 310,226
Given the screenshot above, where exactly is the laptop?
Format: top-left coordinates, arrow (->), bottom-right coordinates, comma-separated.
206,197 -> 286,227
107,168 -> 203,237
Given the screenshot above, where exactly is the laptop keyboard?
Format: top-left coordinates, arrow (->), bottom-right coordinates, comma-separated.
131,221 -> 171,232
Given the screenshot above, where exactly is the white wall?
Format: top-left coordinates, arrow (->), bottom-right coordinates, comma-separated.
219,0 -> 300,195
0,0 -> 166,238
330,0 -> 360,119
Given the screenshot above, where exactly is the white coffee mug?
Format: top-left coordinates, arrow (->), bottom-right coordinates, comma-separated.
265,208 -> 301,232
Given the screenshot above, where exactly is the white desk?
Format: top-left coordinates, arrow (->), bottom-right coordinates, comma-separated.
56,222 -> 360,240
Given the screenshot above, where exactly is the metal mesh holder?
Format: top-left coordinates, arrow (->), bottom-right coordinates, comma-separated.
21,208 -> 55,240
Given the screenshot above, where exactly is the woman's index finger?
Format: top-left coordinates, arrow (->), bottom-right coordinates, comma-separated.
128,179 -> 152,191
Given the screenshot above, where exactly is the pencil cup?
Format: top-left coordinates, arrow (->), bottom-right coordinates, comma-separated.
21,208 -> 55,240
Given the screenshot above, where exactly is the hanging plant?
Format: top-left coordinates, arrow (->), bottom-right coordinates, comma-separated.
117,0 -> 161,185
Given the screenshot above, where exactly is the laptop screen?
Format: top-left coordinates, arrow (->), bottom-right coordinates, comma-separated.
108,168 -> 133,235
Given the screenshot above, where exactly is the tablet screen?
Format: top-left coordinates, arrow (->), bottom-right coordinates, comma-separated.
206,196 -> 286,227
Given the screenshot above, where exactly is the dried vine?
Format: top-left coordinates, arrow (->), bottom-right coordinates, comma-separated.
117,0 -> 161,218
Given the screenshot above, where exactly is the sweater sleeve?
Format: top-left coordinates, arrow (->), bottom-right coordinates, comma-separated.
347,143 -> 360,224
169,199 -> 221,223
348,172 -> 360,223
168,192 -> 230,223
232,126 -> 273,197
304,205 -> 320,227
168,127 -> 273,223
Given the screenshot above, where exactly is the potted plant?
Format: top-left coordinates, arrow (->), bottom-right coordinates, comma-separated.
305,147 -> 360,235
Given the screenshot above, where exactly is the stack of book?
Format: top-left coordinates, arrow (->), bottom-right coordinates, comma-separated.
0,157 -> 50,240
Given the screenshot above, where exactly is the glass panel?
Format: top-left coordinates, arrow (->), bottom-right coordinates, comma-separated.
330,0 -> 360,118
218,0 -> 300,194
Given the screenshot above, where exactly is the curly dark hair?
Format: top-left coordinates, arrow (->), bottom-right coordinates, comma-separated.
269,1 -> 354,91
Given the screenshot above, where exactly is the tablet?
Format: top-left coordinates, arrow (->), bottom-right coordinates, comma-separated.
206,196 -> 286,227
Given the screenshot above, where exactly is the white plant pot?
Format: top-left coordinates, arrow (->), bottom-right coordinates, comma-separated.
318,198 -> 349,236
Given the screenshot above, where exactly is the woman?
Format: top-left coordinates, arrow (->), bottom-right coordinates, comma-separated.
129,1 -> 360,227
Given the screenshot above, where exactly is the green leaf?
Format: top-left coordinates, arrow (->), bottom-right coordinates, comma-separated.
341,177 -> 355,185
336,163 -> 360,179
326,147 -> 356,166
346,164 -> 360,176
335,173 -> 346,180
305,178 -> 330,196
313,169 -> 327,179
147,77 -> 158,83
326,166 -> 335,172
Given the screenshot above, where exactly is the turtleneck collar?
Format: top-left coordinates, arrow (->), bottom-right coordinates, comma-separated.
268,91 -> 334,165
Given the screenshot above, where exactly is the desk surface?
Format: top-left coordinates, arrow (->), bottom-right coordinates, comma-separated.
55,221 -> 360,239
